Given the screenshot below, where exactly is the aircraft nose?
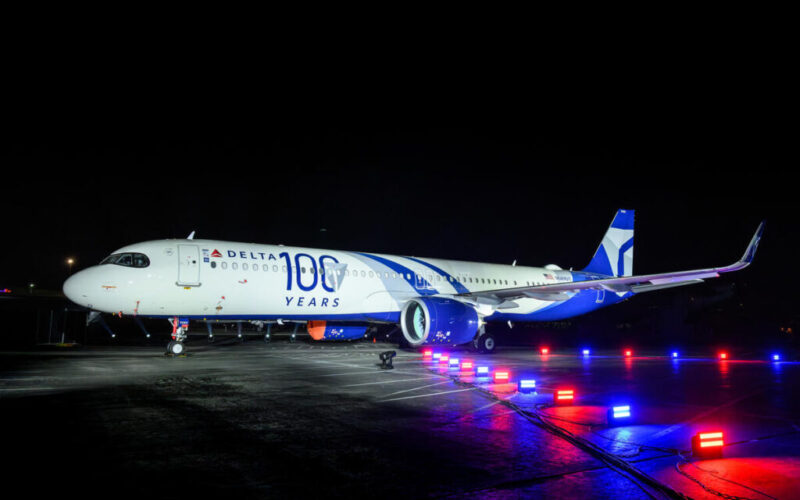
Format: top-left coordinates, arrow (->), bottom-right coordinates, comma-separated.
63,270 -> 89,305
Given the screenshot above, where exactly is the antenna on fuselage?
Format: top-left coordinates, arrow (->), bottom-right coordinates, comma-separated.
512,259 -> 517,267
187,231 -> 196,240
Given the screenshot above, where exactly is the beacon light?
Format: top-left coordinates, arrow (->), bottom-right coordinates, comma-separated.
554,389 -> 575,404
607,405 -> 632,424
493,370 -> 510,383
460,361 -> 473,371
475,365 -> 490,377
518,379 -> 536,393
540,347 -> 549,355
692,431 -> 724,458
449,358 -> 460,368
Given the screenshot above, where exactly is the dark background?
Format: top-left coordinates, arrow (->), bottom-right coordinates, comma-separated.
0,55 -> 796,350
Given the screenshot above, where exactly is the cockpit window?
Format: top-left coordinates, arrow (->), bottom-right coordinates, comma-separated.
100,253 -> 150,268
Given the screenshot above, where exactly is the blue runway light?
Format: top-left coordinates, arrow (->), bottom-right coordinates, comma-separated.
607,404 -> 632,425
449,358 -> 460,368
432,353 -> 442,360
582,349 -> 590,356
518,379 -> 536,393
475,366 -> 490,377
612,405 -> 631,418
672,351 -> 679,359
772,354 -> 781,361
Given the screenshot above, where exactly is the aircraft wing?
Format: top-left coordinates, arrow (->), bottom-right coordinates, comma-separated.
457,221 -> 764,304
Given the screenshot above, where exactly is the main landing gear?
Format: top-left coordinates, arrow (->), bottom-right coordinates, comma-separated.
166,317 -> 188,356
473,325 -> 496,354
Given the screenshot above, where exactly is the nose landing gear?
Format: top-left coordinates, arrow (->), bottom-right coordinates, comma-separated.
166,317 -> 188,356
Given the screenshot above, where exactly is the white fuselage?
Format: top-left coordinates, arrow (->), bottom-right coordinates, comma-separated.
63,239 -> 575,322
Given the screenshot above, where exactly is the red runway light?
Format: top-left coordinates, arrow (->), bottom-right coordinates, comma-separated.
554,389 -> 575,404
624,349 -> 632,357
719,352 -> 728,360
439,355 -> 449,363
692,431 -> 724,458
460,361 -> 473,371
422,349 -> 432,358
493,371 -> 510,382
540,347 -> 549,355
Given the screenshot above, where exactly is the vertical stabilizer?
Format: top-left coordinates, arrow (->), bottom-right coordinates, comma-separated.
583,209 -> 634,277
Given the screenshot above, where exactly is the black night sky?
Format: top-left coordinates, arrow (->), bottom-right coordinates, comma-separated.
2,76 -> 797,329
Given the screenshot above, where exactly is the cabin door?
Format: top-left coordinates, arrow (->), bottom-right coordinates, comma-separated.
177,244 -> 201,286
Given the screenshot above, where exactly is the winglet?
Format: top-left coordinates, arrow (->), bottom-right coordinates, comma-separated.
718,221 -> 764,273
187,231 -> 196,240
739,221 -> 765,264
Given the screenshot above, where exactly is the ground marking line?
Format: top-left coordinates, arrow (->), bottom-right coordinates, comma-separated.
378,387 -> 476,402
344,376 -> 439,387
382,380 -> 452,397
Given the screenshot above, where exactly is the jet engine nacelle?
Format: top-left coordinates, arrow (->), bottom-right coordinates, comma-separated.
400,297 -> 480,347
307,321 -> 368,341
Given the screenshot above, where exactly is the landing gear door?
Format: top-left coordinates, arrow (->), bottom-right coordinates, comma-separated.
177,244 -> 201,286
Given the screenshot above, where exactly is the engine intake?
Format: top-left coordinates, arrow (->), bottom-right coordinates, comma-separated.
400,297 -> 479,347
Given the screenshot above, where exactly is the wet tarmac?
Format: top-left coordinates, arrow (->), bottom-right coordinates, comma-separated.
1,341 -> 798,499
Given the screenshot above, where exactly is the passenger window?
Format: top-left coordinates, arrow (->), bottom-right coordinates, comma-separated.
368,271 -> 374,278
232,263 -> 238,270
263,264 -> 268,271
222,262 -> 228,270
361,271 -> 366,277
243,263 -> 249,271
211,261 -> 217,269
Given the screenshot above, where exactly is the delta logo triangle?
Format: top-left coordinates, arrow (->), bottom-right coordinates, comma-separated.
211,249 -> 222,258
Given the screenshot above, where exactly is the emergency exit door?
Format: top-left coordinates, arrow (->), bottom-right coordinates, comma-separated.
177,244 -> 201,286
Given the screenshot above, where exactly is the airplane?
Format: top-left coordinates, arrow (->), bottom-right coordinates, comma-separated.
62,210 -> 764,355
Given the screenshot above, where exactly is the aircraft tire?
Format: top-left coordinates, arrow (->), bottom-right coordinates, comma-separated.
475,334 -> 496,354
167,341 -> 185,356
